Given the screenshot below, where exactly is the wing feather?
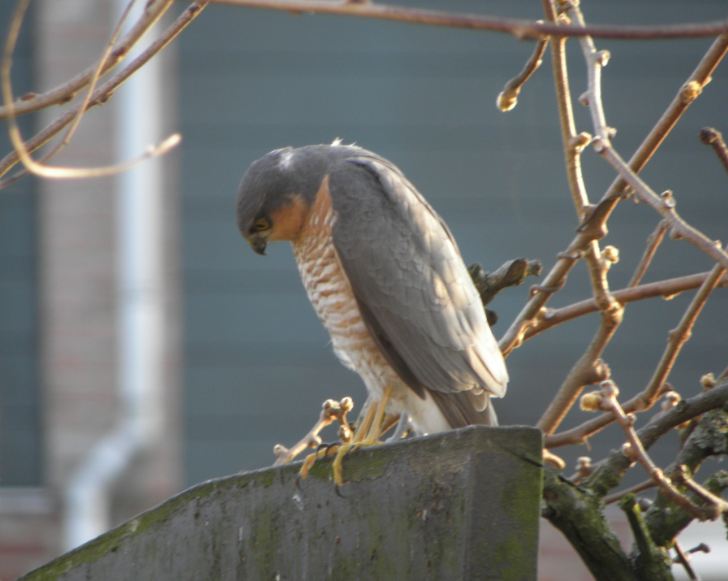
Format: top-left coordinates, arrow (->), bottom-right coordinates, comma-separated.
329,154 -> 508,399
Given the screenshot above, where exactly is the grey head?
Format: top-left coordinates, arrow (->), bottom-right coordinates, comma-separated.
236,143 -> 365,254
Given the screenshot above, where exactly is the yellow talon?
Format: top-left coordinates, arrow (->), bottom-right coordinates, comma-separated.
294,388 -> 395,487
332,442 -> 356,486
299,450 -> 320,480
331,387 -> 394,485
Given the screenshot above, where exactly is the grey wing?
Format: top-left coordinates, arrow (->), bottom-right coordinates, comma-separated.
328,155 -> 508,400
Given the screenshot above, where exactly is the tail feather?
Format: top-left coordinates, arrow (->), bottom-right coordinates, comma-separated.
428,389 -> 498,428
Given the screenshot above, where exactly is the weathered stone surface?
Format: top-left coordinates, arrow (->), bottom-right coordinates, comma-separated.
23,426 -> 542,581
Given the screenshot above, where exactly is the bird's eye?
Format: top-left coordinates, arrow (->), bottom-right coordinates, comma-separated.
253,217 -> 271,232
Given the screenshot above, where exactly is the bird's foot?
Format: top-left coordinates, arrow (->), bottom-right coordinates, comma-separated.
291,388 -> 401,487
302,439 -> 378,488
273,396 -> 354,466
331,441 -> 356,487
324,388 -> 397,487
294,439 -> 372,492
329,417 -> 400,486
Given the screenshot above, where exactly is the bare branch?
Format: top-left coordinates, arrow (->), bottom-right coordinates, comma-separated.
582,380 -> 728,504
543,448 -> 567,470
537,325 -> 615,434
500,35 -> 728,355
597,382 -> 709,520
500,235 -> 591,355
497,35 -> 549,112
210,0 -> 728,40
468,258 -> 542,308
629,220 -> 669,288
645,436 -> 728,547
547,10 -> 589,216
604,478 -> 656,505
595,142 -> 728,270
0,1 -> 210,183
674,465 -> 728,518
673,541 -> 699,581
637,263 -> 727,407
0,0 -> 174,119
273,397 -> 354,465
619,494 -> 673,580
545,348 -> 728,448
700,127 -> 728,173
1,0 -> 182,180
526,271 -> 727,340
535,0 -> 624,436
584,34 -> 728,216
567,2 -> 612,143
542,470 -> 636,579
52,0 -> 138,157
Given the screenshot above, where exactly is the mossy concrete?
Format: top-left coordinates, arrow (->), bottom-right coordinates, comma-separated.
22,426 -> 542,581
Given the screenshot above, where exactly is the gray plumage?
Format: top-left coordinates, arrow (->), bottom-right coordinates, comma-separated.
237,143 -> 508,431
328,152 -> 507,414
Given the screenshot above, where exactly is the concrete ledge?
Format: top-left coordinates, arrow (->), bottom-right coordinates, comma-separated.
23,426 -> 543,581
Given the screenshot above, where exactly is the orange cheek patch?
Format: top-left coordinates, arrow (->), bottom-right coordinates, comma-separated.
269,194 -> 308,241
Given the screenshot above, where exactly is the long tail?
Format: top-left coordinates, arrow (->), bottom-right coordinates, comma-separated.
428,390 -> 498,428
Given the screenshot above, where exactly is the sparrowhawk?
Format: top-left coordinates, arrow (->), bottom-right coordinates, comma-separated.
236,142 -> 508,482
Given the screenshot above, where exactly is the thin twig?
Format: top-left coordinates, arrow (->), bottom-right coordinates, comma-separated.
497,35 -> 549,112
50,0 -> 138,158
469,258 -> 542,308
547,8 -> 590,217
700,127 -> 728,173
674,465 -> 728,518
526,270 -> 727,340
210,0 -> 728,40
629,220 -> 669,287
4,2 -> 723,122
673,541 -> 699,581
0,1 -> 209,183
619,494 -> 671,579
0,0 -> 174,119
568,2 -> 612,143
599,381 -> 713,520
500,34 -> 728,355
604,478 -> 657,505
537,322 -> 616,434
1,0 -> 182,180
595,142 -> 728,270
273,397 -> 354,465
536,0 -> 623,435
585,380 -> 728,497
549,279 -> 728,449
637,262 -> 728,407
582,35 -> 728,223
500,3 -> 597,359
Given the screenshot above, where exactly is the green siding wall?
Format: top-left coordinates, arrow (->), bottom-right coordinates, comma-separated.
0,3 -> 41,486
179,1 -> 728,484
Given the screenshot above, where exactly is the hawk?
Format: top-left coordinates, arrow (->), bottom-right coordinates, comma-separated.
236,143 -> 508,482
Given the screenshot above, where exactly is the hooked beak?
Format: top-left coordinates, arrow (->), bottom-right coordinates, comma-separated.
248,234 -> 268,256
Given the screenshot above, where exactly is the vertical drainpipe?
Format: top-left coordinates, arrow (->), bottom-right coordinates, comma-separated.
63,1 -> 165,549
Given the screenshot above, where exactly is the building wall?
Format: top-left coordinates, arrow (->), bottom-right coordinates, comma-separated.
1,0 -> 726,578
0,3 -> 181,578
178,0 -> 728,482
177,1 -> 727,579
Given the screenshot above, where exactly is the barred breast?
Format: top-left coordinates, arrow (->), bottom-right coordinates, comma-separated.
291,180 -> 396,399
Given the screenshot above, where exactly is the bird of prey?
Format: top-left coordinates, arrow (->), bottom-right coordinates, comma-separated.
236,142 -> 508,483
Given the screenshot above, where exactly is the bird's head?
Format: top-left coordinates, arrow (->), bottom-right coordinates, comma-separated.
236,145 -> 337,255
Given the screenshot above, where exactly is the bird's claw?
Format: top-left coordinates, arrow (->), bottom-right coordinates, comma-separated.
272,396 -> 354,466
278,389 -> 400,489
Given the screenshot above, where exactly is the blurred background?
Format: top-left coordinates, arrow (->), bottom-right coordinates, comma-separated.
1,0 -> 726,578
